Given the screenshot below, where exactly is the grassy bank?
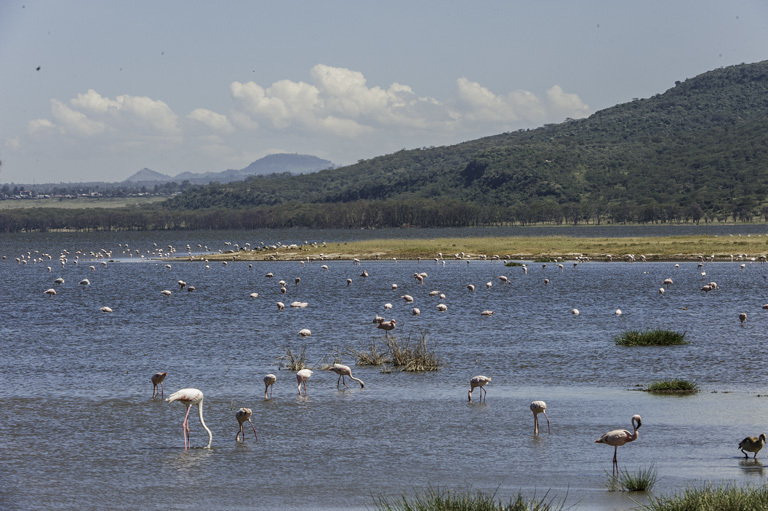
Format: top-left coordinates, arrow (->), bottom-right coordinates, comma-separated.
181,234 -> 768,262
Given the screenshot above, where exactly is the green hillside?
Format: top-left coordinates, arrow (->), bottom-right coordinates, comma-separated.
161,60 -> 768,226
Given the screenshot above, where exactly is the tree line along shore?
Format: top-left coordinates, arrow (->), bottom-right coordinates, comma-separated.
169,235 -> 768,263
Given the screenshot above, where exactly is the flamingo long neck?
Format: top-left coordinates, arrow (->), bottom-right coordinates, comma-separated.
630,420 -> 640,440
350,376 -> 365,388
198,398 -> 212,448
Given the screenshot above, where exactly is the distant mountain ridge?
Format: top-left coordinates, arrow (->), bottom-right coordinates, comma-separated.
123,153 -> 334,184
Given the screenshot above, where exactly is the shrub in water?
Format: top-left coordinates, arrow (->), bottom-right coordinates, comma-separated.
615,329 -> 687,346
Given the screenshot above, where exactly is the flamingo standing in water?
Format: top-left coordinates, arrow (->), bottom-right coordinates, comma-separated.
530,401 -> 550,435
595,414 -> 641,473
235,408 -> 258,442
329,363 -> 365,389
296,369 -> 313,396
264,374 -> 276,399
377,319 -> 396,336
166,388 -> 212,449
151,371 -> 167,398
468,375 -> 491,402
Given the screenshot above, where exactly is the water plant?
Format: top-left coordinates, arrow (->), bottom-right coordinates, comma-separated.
646,379 -> 699,394
641,483 -> 768,510
385,330 -> 442,372
607,465 -> 658,492
277,345 -> 308,370
614,329 -> 687,346
373,486 -> 563,511
348,340 -> 390,366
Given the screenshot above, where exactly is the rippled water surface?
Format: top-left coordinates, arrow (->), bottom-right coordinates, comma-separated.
3,227 -> 768,510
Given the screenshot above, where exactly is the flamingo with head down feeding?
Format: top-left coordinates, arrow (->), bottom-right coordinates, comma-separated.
329,363 -> 364,389
468,375 -> 491,402
166,388 -> 212,449
235,408 -> 258,442
264,374 -> 276,399
151,372 -> 167,398
530,401 -> 550,435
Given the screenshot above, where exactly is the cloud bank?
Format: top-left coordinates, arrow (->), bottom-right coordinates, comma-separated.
11,64 -> 589,181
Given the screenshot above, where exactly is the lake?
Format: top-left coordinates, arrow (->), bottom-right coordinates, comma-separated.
2,226 -> 768,510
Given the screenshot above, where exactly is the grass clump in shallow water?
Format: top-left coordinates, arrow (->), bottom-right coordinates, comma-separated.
607,465 -> 658,492
277,345 -> 308,370
615,329 -> 687,346
386,330 -> 442,372
348,340 -> 390,366
646,379 -> 699,395
373,486 -> 563,511
641,483 -> 768,510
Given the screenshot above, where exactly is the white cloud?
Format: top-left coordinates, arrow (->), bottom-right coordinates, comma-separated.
187,108 -> 235,133
9,66 -> 591,182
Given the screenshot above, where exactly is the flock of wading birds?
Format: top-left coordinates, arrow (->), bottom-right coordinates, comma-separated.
20,243 -> 768,469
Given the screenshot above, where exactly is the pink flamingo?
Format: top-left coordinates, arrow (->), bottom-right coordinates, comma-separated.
468,375 -> 491,402
530,401 -> 550,435
595,414 -> 641,473
329,363 -> 365,389
296,369 -> 313,396
151,371 -> 167,398
376,319 -> 396,336
264,374 -> 276,399
235,408 -> 258,442
166,388 -> 212,449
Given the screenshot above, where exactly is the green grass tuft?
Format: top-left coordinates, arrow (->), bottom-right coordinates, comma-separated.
646,379 -> 699,394
607,465 -> 658,492
641,483 -> 768,510
386,330 -> 442,372
348,340 -> 390,366
615,329 -> 688,346
373,486 -> 563,511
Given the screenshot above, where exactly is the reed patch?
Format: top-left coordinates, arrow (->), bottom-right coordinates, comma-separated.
614,329 -> 688,346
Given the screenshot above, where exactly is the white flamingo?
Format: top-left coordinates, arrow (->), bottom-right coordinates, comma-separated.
530,401 -> 550,435
329,363 -> 365,389
264,374 -> 276,399
296,369 -> 313,396
468,375 -> 491,402
166,388 -> 212,449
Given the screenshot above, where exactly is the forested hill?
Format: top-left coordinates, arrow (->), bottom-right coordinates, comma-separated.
164,61 -> 768,225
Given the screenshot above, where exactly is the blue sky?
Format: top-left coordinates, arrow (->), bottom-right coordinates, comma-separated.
1,1 -> 766,184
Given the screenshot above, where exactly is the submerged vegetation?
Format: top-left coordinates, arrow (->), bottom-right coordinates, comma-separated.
646,379 -> 699,395
615,329 -> 688,347
373,487 -> 563,511
607,465 -> 658,492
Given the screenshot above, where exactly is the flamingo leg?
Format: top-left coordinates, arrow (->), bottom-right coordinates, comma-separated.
249,421 -> 258,441
336,374 -> 341,388
160,382 -> 164,399
342,375 -> 349,389
481,387 -> 486,402
534,415 -> 539,436
182,404 -> 192,450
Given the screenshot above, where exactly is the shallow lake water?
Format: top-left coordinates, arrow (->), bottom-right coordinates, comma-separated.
3,227 -> 768,510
